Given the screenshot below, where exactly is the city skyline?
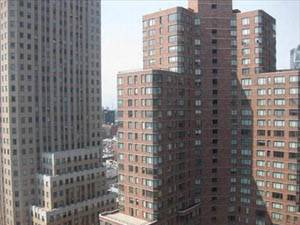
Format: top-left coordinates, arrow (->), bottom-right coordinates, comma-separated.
0,1 -> 299,225
102,0 -> 300,108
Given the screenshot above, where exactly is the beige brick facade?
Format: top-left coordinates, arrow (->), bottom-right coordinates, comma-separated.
0,1 -> 115,225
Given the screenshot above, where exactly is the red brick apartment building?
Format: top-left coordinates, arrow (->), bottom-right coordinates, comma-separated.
100,1 -> 300,225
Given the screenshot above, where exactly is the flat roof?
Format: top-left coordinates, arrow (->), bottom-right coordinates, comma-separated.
100,212 -> 155,225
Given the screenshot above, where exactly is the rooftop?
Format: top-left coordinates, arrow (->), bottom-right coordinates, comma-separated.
100,212 -> 156,225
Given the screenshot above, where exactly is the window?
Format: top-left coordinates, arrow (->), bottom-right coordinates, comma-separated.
257,89 -> 266,96
242,119 -> 252,126
273,151 -> 284,158
256,150 -> 265,157
168,45 -> 184,53
289,120 -> 299,128
242,39 -> 250,46
272,213 -> 283,221
274,76 -> 285,84
149,18 -> 156,26
274,88 -> 285,95
287,206 -> 297,212
255,47 -> 263,54
273,172 -> 284,179
242,109 -> 252,116
272,202 -> 283,209
148,39 -> 155,46
231,19 -> 237,27
273,162 -> 284,169
274,141 -> 285,148
257,99 -> 266,106
242,18 -> 250,25
257,77 -> 266,85
168,56 -> 184,63
257,120 -> 266,126
242,68 -> 250,75
273,183 -> 284,190
241,78 -> 252,86
290,88 -> 299,94
257,110 -> 266,116
255,58 -> 262,64
148,49 -> 155,56
143,20 -> 148,28
195,39 -> 201,45
288,184 -> 297,192
289,142 -> 299,149
255,15 -> 262,24
274,99 -> 285,106
149,29 -> 156,36
195,17 -> 200,25
242,48 -> 250,56
242,58 -> 250,65
168,13 -> 178,22
256,160 -> 265,167
255,27 -> 262,34
289,76 -> 299,83
168,35 -> 178,43
255,37 -> 263,45
242,89 -> 251,96
274,109 -> 285,117
117,78 -> 123,85
274,120 -> 285,127
256,180 -> 265,187
256,170 -> 265,177
242,29 -> 250,35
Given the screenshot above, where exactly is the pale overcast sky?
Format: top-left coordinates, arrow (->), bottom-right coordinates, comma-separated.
102,0 -> 300,108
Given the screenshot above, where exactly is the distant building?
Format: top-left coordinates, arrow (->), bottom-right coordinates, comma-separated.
290,45 -> 300,69
103,109 -> 116,124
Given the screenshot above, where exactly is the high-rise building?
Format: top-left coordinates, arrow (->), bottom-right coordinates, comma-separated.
235,9 -> 300,225
103,109 -> 116,125
188,1 -> 234,224
99,68 -> 199,225
101,0 -> 300,225
238,69 -> 300,225
0,1 -> 115,225
290,45 -> 300,69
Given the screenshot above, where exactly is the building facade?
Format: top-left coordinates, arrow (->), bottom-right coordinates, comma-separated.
100,69 -> 199,225
290,45 -> 300,70
100,0 -> 300,225
103,109 -> 116,125
244,70 -> 299,225
0,1 -> 114,225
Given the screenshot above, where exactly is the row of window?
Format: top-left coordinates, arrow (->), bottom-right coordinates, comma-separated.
117,74 -> 185,85
256,160 -> 299,170
255,140 -> 299,149
242,76 -> 299,85
242,27 -> 264,36
241,16 -> 264,26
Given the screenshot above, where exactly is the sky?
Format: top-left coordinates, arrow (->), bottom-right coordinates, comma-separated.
102,0 -> 300,109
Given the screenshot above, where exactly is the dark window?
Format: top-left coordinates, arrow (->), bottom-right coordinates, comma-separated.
272,192 -> 283,199
273,151 -> 284,158
257,130 -> 265,136
287,195 -> 296,201
212,69 -> 218,74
